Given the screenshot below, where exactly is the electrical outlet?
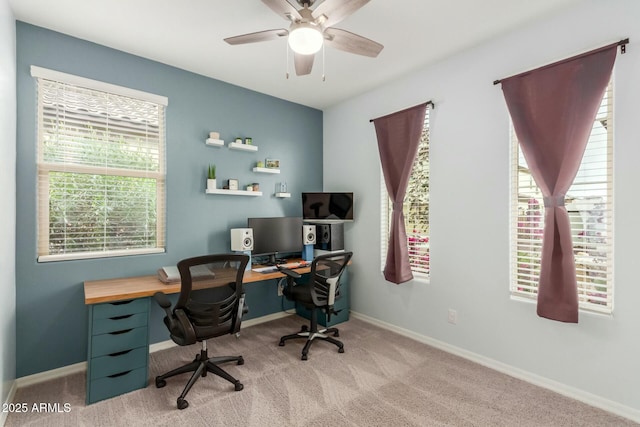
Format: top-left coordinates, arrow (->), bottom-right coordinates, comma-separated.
447,309 -> 457,325
277,282 -> 284,296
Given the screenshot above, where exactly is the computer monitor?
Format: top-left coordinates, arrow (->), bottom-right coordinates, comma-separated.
302,192 -> 354,222
247,216 -> 303,265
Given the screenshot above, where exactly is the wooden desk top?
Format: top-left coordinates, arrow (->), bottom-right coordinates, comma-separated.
84,264 -> 312,305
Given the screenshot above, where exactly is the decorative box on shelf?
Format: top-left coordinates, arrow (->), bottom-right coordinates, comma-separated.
228,142 -> 258,152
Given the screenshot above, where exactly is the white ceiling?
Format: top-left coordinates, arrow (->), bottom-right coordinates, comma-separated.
9,0 -> 582,110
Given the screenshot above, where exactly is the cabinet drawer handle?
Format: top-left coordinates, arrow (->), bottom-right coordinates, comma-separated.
109,329 -> 133,335
111,300 -> 133,306
108,349 -> 133,357
108,370 -> 132,378
110,314 -> 133,320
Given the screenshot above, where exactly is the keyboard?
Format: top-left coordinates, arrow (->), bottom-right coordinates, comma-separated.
251,261 -> 309,273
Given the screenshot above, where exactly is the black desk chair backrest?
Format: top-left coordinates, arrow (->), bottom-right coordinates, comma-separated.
307,251 -> 353,313
154,253 -> 249,409
279,251 -> 353,360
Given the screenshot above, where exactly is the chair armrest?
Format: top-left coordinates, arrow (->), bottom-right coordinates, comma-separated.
153,291 -> 172,309
277,267 -> 301,301
153,292 -> 178,331
153,291 -> 173,320
277,266 -> 301,280
174,309 -> 197,345
154,291 -> 193,342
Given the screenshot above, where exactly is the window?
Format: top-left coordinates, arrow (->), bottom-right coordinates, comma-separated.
510,82 -> 613,313
33,67 -> 167,262
381,110 -> 430,277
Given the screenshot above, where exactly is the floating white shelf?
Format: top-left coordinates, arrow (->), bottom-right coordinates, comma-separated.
206,189 -> 262,196
253,167 -> 280,174
275,192 -> 291,198
205,138 -> 224,147
228,142 -> 258,152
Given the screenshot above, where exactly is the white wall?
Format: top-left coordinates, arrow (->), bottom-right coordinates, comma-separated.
0,0 -> 16,409
324,0 -> 640,419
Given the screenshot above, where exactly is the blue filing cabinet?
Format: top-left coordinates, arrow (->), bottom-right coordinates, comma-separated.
86,298 -> 150,404
295,269 -> 349,327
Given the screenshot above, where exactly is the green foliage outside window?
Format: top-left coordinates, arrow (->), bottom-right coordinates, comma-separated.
404,124 -> 430,274
48,173 -> 158,254
44,126 -> 160,255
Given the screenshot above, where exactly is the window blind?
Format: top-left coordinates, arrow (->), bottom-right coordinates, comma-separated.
510,82 -> 613,313
34,69 -> 167,262
381,109 -> 430,276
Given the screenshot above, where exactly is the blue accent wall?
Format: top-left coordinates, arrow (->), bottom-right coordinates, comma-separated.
15,22 -> 323,377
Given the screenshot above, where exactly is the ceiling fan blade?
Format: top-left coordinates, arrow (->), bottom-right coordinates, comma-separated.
313,0 -> 371,28
261,0 -> 302,21
294,52 -> 314,76
324,27 -> 383,57
224,29 -> 288,45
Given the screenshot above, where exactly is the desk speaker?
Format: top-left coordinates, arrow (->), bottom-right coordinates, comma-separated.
315,223 -> 344,252
230,228 -> 253,251
303,224 -> 316,245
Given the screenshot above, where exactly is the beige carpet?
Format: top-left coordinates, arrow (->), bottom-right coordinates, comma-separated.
5,315 -> 637,426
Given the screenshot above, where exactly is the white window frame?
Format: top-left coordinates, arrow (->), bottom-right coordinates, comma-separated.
380,109 -> 430,279
32,66 -> 168,262
509,80 -> 614,314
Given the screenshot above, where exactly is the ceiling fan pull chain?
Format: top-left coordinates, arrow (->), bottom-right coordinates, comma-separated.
322,43 -> 326,82
286,41 -> 290,79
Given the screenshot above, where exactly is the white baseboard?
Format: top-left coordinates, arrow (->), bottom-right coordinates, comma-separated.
13,311 -> 295,390
1,380 -> 18,426
15,361 -> 87,388
241,310 -> 292,328
350,311 -> 640,424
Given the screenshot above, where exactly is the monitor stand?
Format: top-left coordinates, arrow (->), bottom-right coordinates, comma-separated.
265,253 -> 278,266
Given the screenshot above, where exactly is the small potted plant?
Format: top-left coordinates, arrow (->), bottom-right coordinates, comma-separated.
207,164 -> 216,191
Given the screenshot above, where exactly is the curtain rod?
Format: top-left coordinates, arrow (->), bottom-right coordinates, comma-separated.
493,38 -> 629,86
369,100 -> 434,123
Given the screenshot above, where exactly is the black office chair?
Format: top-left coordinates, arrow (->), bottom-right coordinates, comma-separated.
153,253 -> 249,410
278,251 -> 353,360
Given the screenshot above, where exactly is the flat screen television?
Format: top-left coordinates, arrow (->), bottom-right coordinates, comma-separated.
247,216 -> 303,264
302,192 -> 354,222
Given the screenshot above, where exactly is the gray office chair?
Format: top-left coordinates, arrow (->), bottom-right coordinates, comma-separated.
153,253 -> 249,409
278,251 -> 353,360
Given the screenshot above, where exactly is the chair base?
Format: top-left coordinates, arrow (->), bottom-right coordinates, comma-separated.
279,310 -> 344,360
156,343 -> 244,409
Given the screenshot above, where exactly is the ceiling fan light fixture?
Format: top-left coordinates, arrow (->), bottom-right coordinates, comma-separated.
288,23 -> 323,55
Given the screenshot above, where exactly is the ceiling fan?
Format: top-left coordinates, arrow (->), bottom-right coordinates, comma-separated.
224,0 -> 383,76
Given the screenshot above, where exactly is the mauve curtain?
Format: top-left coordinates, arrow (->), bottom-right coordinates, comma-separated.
501,44 -> 617,322
373,103 -> 427,284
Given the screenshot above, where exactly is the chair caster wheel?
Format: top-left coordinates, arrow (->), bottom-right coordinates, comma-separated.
155,378 -> 166,388
235,382 -> 244,391
237,356 -> 244,365
338,347 -> 344,353
177,398 -> 189,410
301,354 -> 308,361
279,340 -> 285,346
300,325 -> 308,332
